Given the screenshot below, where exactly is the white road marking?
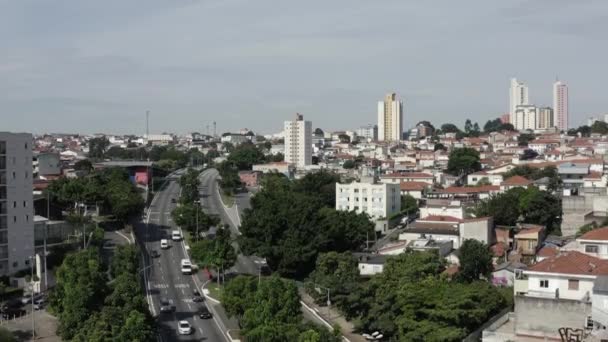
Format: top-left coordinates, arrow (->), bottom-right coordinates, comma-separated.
199,328 -> 204,334
175,283 -> 190,288
187,303 -> 192,310
153,284 -> 169,289
181,288 -> 185,295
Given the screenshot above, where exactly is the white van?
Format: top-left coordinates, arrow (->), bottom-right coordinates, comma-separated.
181,259 -> 192,275
160,239 -> 169,249
171,230 -> 182,241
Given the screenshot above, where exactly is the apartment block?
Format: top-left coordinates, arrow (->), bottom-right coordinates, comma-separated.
0,132 -> 35,276
335,179 -> 401,220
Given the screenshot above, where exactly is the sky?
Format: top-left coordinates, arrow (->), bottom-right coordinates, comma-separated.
1,0 -> 607,135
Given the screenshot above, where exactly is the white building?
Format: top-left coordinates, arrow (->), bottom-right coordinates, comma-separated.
336,179 -> 400,220
284,113 -> 312,168
0,132 -> 35,276
553,80 -> 569,131
513,105 -> 537,131
509,78 -> 529,123
377,93 -> 403,142
145,134 -> 174,145
357,124 -> 378,141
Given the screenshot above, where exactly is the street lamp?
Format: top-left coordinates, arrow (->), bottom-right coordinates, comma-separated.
313,284 -> 331,319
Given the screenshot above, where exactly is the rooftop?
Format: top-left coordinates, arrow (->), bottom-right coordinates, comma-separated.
501,175 -> 532,186
578,227 -> 608,241
526,251 -> 608,276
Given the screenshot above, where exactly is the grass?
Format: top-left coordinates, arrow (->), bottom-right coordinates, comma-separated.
206,282 -> 223,300
219,188 -> 235,208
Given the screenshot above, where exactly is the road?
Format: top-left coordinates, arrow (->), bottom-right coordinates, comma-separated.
135,171 -> 225,342
198,169 -> 330,328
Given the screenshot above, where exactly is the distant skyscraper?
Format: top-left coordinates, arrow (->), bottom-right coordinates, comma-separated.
377,93 -> 403,142
284,113 -> 312,168
553,80 -> 569,131
514,105 -> 538,131
536,107 -> 554,129
509,78 -> 529,125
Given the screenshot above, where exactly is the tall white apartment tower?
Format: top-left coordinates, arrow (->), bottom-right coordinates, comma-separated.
0,132 -> 35,276
377,93 -> 403,142
553,80 -> 569,131
284,113 -> 312,168
509,78 -> 529,126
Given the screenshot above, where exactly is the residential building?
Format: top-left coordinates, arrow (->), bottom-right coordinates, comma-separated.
380,172 -> 434,185
500,175 -> 532,191
577,228 -> 608,259
492,261 -> 527,287
513,105 -> 537,131
354,253 -> 388,276
33,152 -> 61,178
514,224 -> 545,257
145,134 -> 174,145
356,124 -> 378,141
559,163 -> 589,193
399,215 -> 493,249
537,106 -> 554,129
252,162 -> 294,177
415,121 -> 434,138
554,80 -> 569,131
0,132 -> 35,276
238,171 -> 261,187
509,78 -> 529,123
284,113 -> 312,168
467,171 -> 503,186
335,178 -> 401,220
377,93 -> 403,142
419,199 -> 465,219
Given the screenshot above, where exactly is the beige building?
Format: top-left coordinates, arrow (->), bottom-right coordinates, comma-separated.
377,93 -> 403,142
284,113 -> 312,168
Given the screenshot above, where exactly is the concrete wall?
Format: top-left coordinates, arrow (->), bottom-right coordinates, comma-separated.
514,296 -> 590,339
460,218 -> 493,245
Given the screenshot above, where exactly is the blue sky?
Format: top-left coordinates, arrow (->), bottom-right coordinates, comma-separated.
1,0 -> 607,134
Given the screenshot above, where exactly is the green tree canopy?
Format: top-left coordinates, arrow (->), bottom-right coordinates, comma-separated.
227,142 -> 266,170
446,147 -> 481,176
457,240 -> 494,282
87,136 -> 110,159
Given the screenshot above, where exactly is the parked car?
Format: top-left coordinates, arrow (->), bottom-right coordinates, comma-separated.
192,289 -> 204,303
1,299 -> 23,311
198,306 -> 212,319
33,299 -> 45,310
150,250 -> 160,258
21,293 -> 43,305
177,320 -> 193,335
171,198 -> 177,204
160,239 -> 169,249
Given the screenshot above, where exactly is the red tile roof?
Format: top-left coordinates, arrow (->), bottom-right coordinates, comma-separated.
584,171 -> 603,180
399,181 -> 428,191
527,251 -> 608,276
491,242 -> 507,257
537,246 -> 559,258
579,227 -> 608,241
501,175 -> 532,186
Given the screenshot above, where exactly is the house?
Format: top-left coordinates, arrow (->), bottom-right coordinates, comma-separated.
399,181 -> 427,199
399,215 -> 493,249
536,245 -> 559,262
380,172 -> 434,185
559,163 -> 590,194
492,261 -> 527,287
514,225 -> 545,257
584,172 -> 606,188
252,162 -> 294,177
577,227 -> 608,259
407,238 -> 453,258
500,175 -> 532,191
238,171 -> 261,187
354,253 -> 388,276
428,185 -> 500,202
467,171 -> 503,186
419,199 -> 465,219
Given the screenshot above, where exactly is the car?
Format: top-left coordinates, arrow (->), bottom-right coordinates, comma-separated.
180,259 -> 192,275
171,198 -> 177,203
160,239 -> 169,249
150,250 -> 160,258
177,320 -> 192,335
171,230 -> 182,241
159,298 -> 174,313
33,299 -> 45,310
21,293 -> 42,305
198,306 -> 212,319
192,289 -> 204,302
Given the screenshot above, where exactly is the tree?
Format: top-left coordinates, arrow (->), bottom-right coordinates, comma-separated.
434,143 -> 446,151
306,252 -> 359,311
518,133 -> 535,146
217,162 -> 242,195
520,149 -> 539,160
446,148 -> 481,176
117,310 -> 155,341
576,222 -> 598,238
228,142 -> 266,170
0,328 -> 15,342
292,170 -> 340,208
591,121 -> 608,135
337,134 -> 350,143
457,240 -> 494,282
74,159 -> 93,173
87,137 -> 110,159
314,128 -> 324,136
172,203 -> 219,237
401,194 -> 418,214
464,119 -> 473,134
190,226 -> 236,282
342,160 -> 355,169
222,275 -> 258,321
441,123 -> 460,133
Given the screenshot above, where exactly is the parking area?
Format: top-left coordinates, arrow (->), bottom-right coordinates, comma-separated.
0,310 -> 59,342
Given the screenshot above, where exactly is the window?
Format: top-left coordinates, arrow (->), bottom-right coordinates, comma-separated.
586,245 -> 599,253
568,279 -> 579,290
13,216 -> 16,223
23,201 -> 26,208
12,201 -> 16,208
540,280 -> 549,288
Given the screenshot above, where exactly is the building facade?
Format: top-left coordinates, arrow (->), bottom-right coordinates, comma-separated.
553,80 -> 569,131
356,124 -> 378,141
509,78 -> 529,123
513,105 -> 537,131
336,180 -> 401,220
284,113 -> 312,168
377,93 -> 403,142
0,132 -> 35,276
536,107 -> 554,129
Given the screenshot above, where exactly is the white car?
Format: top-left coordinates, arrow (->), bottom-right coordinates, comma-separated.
181,259 -> 193,275
160,239 -> 169,249
177,320 -> 192,335
171,230 -> 182,241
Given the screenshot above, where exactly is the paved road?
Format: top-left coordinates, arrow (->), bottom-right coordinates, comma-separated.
135,172 -> 225,342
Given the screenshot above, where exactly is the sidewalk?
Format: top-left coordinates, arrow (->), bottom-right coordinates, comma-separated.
299,289 -> 366,342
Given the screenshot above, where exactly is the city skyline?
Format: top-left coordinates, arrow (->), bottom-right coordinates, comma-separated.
1,0 -> 607,134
